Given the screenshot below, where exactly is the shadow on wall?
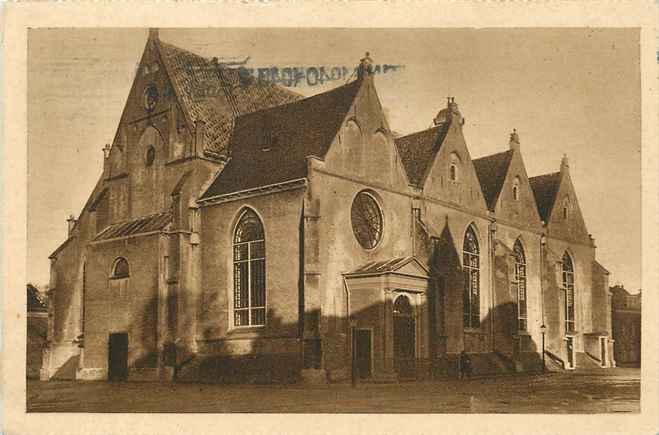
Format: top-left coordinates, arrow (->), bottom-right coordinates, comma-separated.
174,299 -> 544,384
178,308 -> 301,384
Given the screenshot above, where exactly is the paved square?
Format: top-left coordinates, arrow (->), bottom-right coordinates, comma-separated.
27,368 -> 640,414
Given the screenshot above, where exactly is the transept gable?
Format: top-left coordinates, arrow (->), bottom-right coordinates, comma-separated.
544,159 -> 591,244
421,109 -> 489,214
322,72 -> 411,191
473,133 -> 543,231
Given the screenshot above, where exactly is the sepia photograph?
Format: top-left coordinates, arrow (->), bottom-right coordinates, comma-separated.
22,25 -> 646,415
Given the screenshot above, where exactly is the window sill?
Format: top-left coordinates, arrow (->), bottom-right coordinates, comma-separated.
227,326 -> 266,338
463,328 -> 483,334
514,330 -> 531,337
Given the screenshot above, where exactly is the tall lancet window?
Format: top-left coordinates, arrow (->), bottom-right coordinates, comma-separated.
233,209 -> 266,327
513,240 -> 527,331
463,226 -> 480,328
562,252 -> 575,333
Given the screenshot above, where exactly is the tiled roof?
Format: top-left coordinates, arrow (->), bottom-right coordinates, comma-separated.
157,41 -> 301,157
94,212 -> 171,241
472,150 -> 514,210
27,284 -> 47,313
200,79 -> 362,199
394,123 -> 450,188
529,172 -> 561,222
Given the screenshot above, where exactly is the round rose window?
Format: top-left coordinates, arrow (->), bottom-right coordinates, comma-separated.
351,191 -> 383,249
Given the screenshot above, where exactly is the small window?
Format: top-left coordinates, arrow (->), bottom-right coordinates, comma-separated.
450,164 -> 457,181
112,258 -> 130,279
449,152 -> 461,182
145,145 -> 156,166
512,177 -> 520,201
562,197 -> 570,220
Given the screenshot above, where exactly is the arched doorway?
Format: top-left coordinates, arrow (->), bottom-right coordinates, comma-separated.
393,294 -> 416,379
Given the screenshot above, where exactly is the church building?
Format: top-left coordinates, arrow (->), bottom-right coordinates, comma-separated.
41,30 -> 615,383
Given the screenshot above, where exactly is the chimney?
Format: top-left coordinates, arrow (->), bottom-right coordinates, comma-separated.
102,143 -> 111,177
67,214 -> 77,237
509,128 -> 520,152
560,154 -> 570,173
148,28 -> 159,41
194,119 -> 206,155
357,52 -> 374,81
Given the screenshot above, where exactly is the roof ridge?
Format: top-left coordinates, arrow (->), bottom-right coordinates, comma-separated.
529,171 -> 560,181
236,78 -> 362,121
395,124 -> 444,141
473,148 -> 514,163
158,40 -> 210,63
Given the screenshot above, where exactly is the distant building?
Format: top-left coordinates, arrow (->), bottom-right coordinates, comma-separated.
27,284 -> 48,379
611,286 -> 641,366
41,30 -> 614,383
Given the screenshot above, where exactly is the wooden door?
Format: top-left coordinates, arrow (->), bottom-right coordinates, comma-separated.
354,329 -> 372,379
108,333 -> 128,381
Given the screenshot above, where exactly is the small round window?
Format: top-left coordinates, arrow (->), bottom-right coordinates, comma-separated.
351,191 -> 383,250
145,145 -> 155,166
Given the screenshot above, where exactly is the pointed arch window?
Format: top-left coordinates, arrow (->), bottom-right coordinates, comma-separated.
562,252 -> 575,333
512,177 -> 520,201
233,209 -> 266,327
513,240 -> 527,331
562,197 -> 570,220
463,226 -> 480,328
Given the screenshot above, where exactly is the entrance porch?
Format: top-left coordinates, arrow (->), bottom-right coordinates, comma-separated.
344,257 -> 430,381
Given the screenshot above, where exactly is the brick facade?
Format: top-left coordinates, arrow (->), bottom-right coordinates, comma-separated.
42,31 -> 614,383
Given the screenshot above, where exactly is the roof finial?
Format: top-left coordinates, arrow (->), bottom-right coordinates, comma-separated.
148,28 -> 159,41
509,128 -> 520,151
561,153 -> 569,173
357,52 -> 374,80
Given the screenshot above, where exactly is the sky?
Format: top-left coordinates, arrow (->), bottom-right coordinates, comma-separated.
27,28 -> 641,292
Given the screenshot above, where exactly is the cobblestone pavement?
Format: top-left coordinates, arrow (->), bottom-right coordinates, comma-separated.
27,368 -> 640,413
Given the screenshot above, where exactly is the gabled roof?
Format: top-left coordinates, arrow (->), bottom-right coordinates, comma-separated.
156,40 -> 301,157
346,256 -> 429,276
94,211 -> 171,241
472,149 -> 514,210
394,123 -> 450,188
27,284 -> 47,313
200,79 -> 362,199
529,171 -> 561,222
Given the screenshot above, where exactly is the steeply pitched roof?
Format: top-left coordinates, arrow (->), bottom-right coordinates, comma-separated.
200,79 -> 362,199
157,40 -> 301,157
27,284 -> 47,313
472,150 -> 514,210
94,211 -> 171,241
394,123 -> 450,187
529,172 -> 561,222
